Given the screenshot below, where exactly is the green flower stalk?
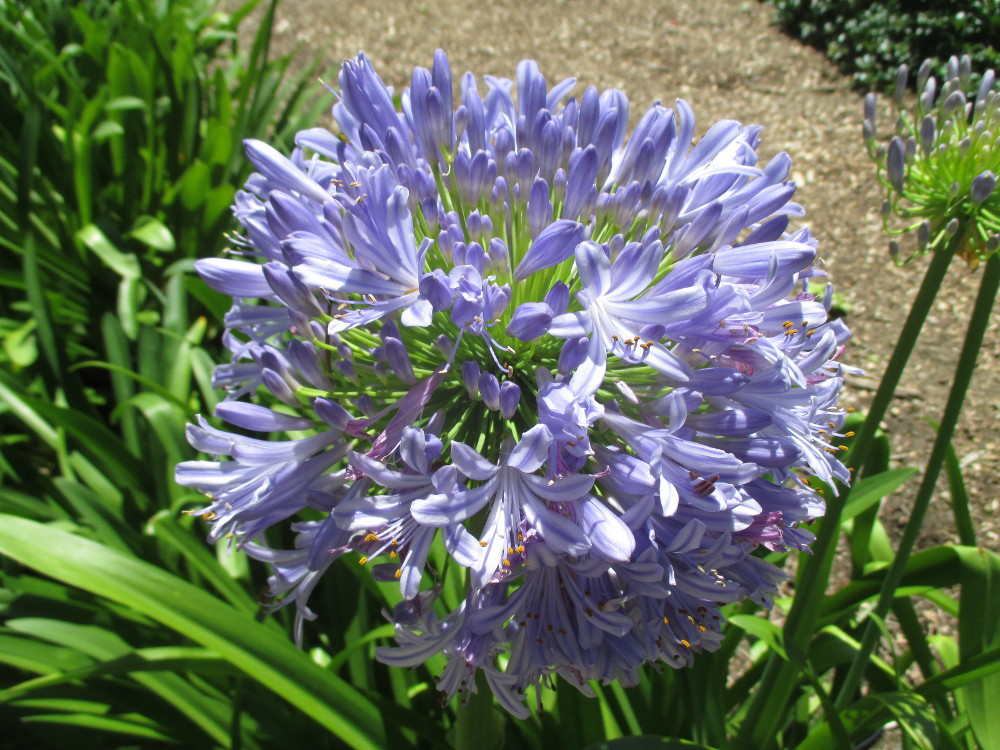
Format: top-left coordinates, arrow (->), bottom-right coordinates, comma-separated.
834,54 -> 1000,710
865,55 -> 999,267
743,55 -> 999,745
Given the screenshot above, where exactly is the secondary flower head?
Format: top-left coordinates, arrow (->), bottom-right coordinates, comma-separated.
865,54 -> 1000,267
177,51 -> 853,716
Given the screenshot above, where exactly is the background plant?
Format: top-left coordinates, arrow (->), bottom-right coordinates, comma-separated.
0,0 -> 389,746
763,0 -> 999,91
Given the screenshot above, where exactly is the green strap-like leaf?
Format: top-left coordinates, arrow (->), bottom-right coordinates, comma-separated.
0,514 -> 388,749
957,546 -> 1000,749
5,618 -> 236,747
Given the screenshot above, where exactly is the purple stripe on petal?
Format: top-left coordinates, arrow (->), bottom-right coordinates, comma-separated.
450,442 -> 499,481
244,139 -> 330,204
506,424 -> 552,473
215,401 -> 313,432
513,219 -> 585,281
411,480 -> 496,525
195,258 -> 273,298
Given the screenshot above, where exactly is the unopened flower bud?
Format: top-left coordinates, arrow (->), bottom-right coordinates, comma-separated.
893,64 -> 908,104
947,55 -> 960,84
920,116 -> 936,154
943,90 -> 965,114
864,93 -> 876,127
971,171 -> 996,205
976,70 -> 995,111
887,137 -> 905,192
461,360 -> 480,398
917,221 -> 930,251
917,59 -> 933,93
959,54 -> 971,88
920,77 -> 937,112
945,218 -> 960,237
498,381 -> 521,419
479,372 -> 501,410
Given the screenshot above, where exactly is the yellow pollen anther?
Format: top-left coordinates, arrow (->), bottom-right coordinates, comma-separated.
845,431 -> 855,437
783,321 -> 794,328
358,556 -> 368,565
203,511 -> 217,521
394,569 -> 402,579
663,616 -> 670,624
502,559 -> 511,567
364,533 -> 379,542
480,541 -> 489,547
389,550 -> 397,559
680,639 -> 691,648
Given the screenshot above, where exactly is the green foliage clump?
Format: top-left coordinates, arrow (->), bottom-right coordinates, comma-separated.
0,0 -> 331,484
765,0 -> 999,90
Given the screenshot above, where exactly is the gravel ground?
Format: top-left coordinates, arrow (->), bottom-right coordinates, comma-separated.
231,0 -> 1000,549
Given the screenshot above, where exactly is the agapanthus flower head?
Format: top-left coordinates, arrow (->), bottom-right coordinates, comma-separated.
177,50 -> 854,716
865,54 -> 1000,267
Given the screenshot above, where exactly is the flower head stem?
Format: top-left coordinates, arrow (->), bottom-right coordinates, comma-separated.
834,248 -> 1000,711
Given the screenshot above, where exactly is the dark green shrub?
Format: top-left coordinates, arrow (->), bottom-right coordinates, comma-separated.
765,0 -> 1000,90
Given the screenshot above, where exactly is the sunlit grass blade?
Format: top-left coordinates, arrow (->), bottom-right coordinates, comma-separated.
0,514 -> 390,749
6,618 -> 237,747
957,547 -> 1000,749
19,710 -> 174,743
147,510 -> 276,623
943,441 -> 975,547
581,738 -> 721,750
0,646 -> 235,703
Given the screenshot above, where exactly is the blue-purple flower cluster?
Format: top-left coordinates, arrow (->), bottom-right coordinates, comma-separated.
177,51 -> 854,716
